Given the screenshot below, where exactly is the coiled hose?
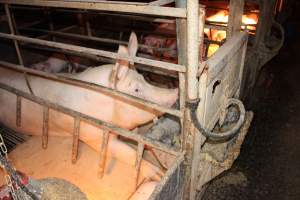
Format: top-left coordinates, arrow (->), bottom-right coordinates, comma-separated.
188,98 -> 246,142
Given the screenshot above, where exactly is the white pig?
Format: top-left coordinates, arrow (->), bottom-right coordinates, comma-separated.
30,54 -> 84,73
0,32 -> 178,180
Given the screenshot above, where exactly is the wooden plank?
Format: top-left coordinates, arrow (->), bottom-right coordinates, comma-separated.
0,0 -> 186,18
0,32 -> 186,73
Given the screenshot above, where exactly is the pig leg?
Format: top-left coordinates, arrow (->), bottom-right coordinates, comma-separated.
78,122 -> 163,181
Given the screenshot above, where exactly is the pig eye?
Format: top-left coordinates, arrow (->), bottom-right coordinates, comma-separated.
135,88 -> 139,92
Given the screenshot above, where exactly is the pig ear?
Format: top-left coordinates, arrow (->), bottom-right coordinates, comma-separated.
128,32 -> 138,59
116,45 -> 130,80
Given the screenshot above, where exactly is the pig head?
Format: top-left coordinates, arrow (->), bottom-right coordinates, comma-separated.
0,32 -> 178,180
30,54 -> 84,73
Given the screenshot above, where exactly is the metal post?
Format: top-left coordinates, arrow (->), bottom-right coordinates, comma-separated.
16,95 -> 21,127
98,130 -> 109,178
227,0 -> 245,39
72,117 -> 80,164
189,7 -> 206,200
134,142 -> 144,189
42,106 -> 49,149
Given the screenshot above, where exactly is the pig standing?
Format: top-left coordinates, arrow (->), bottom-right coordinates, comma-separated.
30,54 -> 85,73
0,33 -> 178,182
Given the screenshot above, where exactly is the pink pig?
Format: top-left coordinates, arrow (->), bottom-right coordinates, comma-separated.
30,54 -> 84,73
0,32 -> 178,180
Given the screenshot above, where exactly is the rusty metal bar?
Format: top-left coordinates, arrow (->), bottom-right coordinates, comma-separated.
42,106 -> 49,149
72,117 -> 80,164
0,32 -> 186,73
0,82 -> 180,156
20,27 -> 173,52
16,95 -> 21,127
97,129 -> 109,178
134,142 -> 145,188
0,0 -> 187,18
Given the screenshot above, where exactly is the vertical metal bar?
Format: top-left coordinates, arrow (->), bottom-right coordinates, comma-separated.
175,0 -> 187,151
72,117 -> 80,164
10,9 -> 19,35
85,14 -> 92,37
227,0 -> 245,39
46,9 -> 56,41
187,0 -> 199,101
4,4 -> 23,65
77,12 -> 86,35
189,8 -> 206,200
134,142 -> 145,189
97,129 -> 109,178
186,0 -> 201,199
16,95 -> 21,127
42,106 -> 49,149
198,8 -> 206,63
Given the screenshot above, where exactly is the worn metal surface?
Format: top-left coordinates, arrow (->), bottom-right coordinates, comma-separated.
149,154 -> 185,200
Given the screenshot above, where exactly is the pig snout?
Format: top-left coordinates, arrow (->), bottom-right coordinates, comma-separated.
148,87 -> 178,108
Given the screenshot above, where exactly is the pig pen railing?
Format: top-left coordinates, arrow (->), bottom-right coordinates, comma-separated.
0,61 -> 180,181
0,0 -> 208,199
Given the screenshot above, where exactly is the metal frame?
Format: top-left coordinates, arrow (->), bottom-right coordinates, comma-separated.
0,1 -> 251,199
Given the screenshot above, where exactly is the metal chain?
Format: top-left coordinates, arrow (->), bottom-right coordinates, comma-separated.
0,130 -> 39,200
0,133 -> 8,158
5,174 -> 19,200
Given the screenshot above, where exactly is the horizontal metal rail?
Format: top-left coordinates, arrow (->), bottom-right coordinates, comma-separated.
0,61 -> 183,118
20,27 -> 174,52
0,0 -> 187,18
0,32 -> 185,73
0,82 -> 180,156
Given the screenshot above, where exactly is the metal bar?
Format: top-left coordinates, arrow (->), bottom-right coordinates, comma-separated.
0,61 -> 182,118
186,2 -> 200,100
85,14 -> 92,37
149,0 -> 174,6
4,4 -> 23,65
0,32 -> 186,73
97,129 -> 109,178
16,95 -> 21,127
134,142 -> 145,188
227,0 -> 245,39
72,117 -> 80,163
0,0 -> 187,18
175,0 -> 186,151
11,6 -> 176,24
0,82 -> 180,156
20,27 -> 174,52
42,106 -> 49,149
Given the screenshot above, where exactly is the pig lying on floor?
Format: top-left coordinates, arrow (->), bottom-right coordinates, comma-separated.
0,33 -> 178,187
30,53 -> 86,73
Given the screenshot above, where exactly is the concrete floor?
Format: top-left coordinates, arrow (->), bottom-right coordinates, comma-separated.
202,21 -> 300,200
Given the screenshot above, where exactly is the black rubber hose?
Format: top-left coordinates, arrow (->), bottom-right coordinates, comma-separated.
188,98 -> 246,142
